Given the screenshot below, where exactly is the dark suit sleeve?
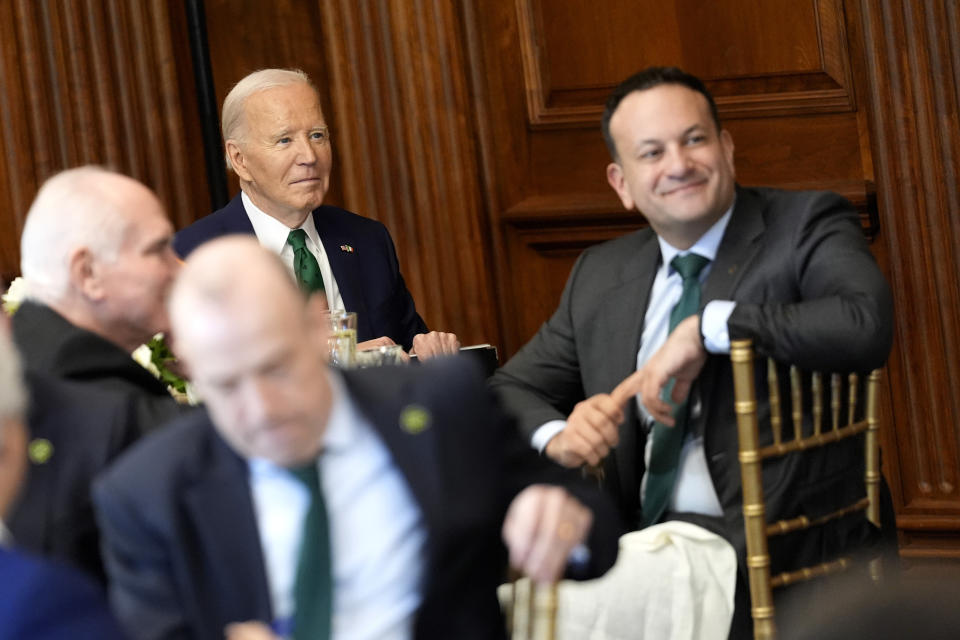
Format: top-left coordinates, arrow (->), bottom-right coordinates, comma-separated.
727,191 -> 893,371
495,392 -> 622,579
93,474 -> 189,640
488,253 -> 590,441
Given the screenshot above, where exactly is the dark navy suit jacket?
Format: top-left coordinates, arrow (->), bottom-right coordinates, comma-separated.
0,547 -> 126,639
173,195 -> 428,350
93,358 -> 621,640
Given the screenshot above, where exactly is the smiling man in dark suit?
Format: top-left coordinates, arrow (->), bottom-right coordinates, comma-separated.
94,237 -> 619,640
174,68 -> 458,358
490,66 -> 894,632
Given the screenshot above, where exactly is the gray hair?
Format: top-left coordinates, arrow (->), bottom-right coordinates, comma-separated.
20,166 -> 135,304
0,328 -> 28,443
221,68 -> 315,171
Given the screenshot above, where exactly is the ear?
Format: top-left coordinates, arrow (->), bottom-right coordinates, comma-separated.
606,162 -> 635,211
225,140 -> 254,183
720,129 -> 736,176
68,247 -> 105,302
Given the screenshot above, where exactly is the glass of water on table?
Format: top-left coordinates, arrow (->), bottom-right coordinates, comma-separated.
327,311 -> 357,368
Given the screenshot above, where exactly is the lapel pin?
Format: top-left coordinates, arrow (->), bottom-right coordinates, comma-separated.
340,244 -> 354,253
28,438 -> 54,464
399,405 -> 431,435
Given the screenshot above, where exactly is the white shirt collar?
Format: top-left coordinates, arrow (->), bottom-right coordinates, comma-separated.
656,196 -> 736,271
241,191 -> 323,258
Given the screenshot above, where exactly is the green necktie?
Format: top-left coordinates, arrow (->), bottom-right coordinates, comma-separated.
290,463 -> 332,640
287,229 -> 326,295
642,252 -> 710,527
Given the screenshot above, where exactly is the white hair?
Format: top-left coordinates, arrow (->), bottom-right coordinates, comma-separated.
221,68 -> 316,171
20,166 -> 135,304
0,329 -> 27,442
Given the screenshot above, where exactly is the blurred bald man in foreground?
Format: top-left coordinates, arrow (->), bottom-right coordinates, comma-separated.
94,237 -> 620,640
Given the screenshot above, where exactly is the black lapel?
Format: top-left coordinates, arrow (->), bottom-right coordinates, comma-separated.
595,230 -> 660,513
702,186 -> 766,304
181,427 -> 272,622
312,208 -> 371,337
340,370 -> 441,533
220,195 -> 257,235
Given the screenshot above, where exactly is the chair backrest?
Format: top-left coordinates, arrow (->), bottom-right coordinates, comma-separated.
505,576 -> 558,640
730,338 -> 882,640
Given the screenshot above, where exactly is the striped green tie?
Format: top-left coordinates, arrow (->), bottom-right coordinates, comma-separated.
287,229 -> 326,295
642,252 -> 710,527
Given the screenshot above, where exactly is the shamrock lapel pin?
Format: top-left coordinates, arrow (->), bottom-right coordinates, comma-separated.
340,244 -> 354,253
399,405 -> 431,435
28,438 -> 54,464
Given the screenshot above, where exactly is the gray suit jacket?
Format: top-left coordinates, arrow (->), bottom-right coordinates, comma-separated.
490,185 -> 893,574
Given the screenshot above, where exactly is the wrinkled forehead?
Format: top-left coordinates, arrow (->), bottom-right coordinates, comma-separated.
242,82 -> 326,132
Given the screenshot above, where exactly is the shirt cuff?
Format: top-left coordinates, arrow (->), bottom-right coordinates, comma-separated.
531,420 -> 567,453
701,300 -> 736,354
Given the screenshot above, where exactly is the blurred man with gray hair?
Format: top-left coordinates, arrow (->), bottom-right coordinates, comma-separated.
174,68 -> 460,359
0,322 -> 126,638
14,166 -> 184,432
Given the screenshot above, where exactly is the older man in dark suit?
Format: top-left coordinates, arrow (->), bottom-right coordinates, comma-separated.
94,237 -> 620,640
13,166 -> 185,433
489,66 -> 894,632
174,68 -> 458,358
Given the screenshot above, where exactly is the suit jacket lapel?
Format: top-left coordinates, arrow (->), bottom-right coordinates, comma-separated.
312,208 -> 370,333
341,370 -> 441,535
595,230 -> 660,515
182,429 -> 272,623
222,195 -> 258,235
693,186 -> 766,447
703,186 -> 766,303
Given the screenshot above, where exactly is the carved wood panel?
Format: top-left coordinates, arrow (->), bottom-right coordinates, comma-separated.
855,0 -> 960,556
0,0 -> 210,280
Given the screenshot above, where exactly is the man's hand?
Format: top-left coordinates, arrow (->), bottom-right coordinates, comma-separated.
224,621 -> 278,640
410,331 -> 460,360
357,336 -> 412,362
632,315 -> 707,426
544,370 -> 648,468
502,485 -> 592,584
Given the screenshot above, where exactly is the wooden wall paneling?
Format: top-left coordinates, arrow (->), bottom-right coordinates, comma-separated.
0,0 -> 210,279
317,0 -> 500,348
856,0 -> 960,557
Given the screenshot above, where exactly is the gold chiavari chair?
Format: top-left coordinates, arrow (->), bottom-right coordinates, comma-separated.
730,338 -> 882,640
505,571 -> 558,640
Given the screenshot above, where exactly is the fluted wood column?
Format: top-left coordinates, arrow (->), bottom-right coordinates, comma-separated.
318,0 -> 500,349
0,0 -> 209,279
857,0 -> 960,556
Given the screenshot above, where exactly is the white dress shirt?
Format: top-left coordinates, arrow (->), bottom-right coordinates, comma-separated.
249,373 -> 426,640
241,192 -> 345,314
531,201 -> 738,517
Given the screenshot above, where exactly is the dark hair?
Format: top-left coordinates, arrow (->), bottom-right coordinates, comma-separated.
601,66 -> 721,161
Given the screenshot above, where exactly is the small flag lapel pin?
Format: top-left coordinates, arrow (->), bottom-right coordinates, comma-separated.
340,244 -> 354,253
